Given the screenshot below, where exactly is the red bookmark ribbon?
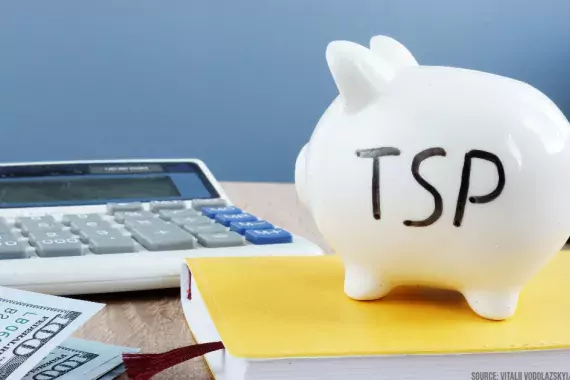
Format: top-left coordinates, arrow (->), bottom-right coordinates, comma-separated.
122,341 -> 225,380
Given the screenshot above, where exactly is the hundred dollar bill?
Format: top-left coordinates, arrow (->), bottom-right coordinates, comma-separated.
97,364 -> 126,380
22,338 -> 139,380
83,342 -> 138,380
0,287 -> 104,380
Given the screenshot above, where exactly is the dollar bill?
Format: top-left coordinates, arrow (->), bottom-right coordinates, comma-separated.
97,364 -> 125,380
83,342 -> 138,380
0,287 -> 104,380
22,338 -> 139,380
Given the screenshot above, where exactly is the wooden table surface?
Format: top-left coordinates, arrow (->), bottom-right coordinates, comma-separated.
72,182 -> 332,380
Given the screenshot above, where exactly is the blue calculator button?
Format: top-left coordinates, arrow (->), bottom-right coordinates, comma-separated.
215,213 -> 258,226
229,220 -> 274,234
202,206 -> 242,218
245,228 -> 292,245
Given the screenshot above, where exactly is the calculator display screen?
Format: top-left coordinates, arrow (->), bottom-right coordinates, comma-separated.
0,176 -> 180,204
0,162 -> 218,207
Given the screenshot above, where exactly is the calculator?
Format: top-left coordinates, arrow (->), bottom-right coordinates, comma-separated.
0,159 -> 324,295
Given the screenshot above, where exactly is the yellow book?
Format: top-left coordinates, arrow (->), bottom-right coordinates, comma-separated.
180,254 -> 570,380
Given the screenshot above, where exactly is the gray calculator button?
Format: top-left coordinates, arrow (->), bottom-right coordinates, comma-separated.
78,227 -> 123,243
0,218 -> 11,233
16,215 -> 56,228
28,230 -> 77,245
183,223 -> 227,236
158,209 -> 200,221
0,233 -> 29,259
115,211 -> 156,224
124,217 -> 171,231
20,221 -> 65,237
89,235 -> 136,254
191,198 -> 227,210
196,231 -> 245,248
35,236 -> 83,257
171,215 -> 213,227
107,202 -> 143,214
62,213 -> 103,226
130,225 -> 196,251
149,200 -> 185,212
70,220 -> 113,233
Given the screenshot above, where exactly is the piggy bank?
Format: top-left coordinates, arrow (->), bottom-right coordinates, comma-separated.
295,35 -> 570,320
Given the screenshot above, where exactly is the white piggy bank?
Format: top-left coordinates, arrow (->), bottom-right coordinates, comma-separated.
295,35 -> 570,320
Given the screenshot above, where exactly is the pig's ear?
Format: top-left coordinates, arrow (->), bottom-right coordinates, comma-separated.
370,35 -> 419,68
326,40 -> 394,112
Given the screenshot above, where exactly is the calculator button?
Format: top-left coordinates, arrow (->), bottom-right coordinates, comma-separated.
70,220 -> 113,233
171,215 -> 213,227
0,218 -> 11,233
28,230 -> 77,245
77,227 -> 124,243
201,206 -> 242,219
35,236 -> 83,257
215,213 -> 257,227
182,223 -> 227,236
107,202 -> 143,214
229,220 -> 274,234
196,231 -> 245,248
244,228 -> 293,245
115,211 -> 156,224
0,233 -> 29,259
130,224 -> 196,251
124,217 -> 171,231
61,213 -> 103,226
88,235 -> 136,254
16,215 -> 56,228
158,209 -> 200,221
192,198 -> 227,210
20,221 -> 65,236
149,200 -> 185,212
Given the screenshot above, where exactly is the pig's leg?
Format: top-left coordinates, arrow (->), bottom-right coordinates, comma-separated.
344,264 -> 391,300
463,289 -> 520,320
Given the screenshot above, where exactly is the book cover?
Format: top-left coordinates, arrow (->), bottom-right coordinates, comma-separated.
185,253 -> 570,359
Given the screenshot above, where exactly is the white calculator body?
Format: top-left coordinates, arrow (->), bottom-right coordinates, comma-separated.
0,159 -> 323,295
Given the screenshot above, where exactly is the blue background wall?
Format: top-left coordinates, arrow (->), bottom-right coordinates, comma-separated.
1,1 -> 569,182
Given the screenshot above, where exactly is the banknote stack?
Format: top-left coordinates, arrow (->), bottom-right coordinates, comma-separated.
0,286 -> 139,380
